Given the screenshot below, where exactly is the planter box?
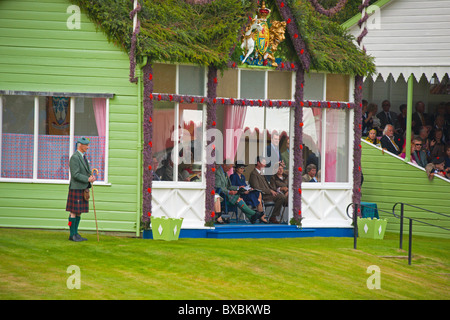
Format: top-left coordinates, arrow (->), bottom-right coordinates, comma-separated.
357,218 -> 387,239
146,217 -> 183,241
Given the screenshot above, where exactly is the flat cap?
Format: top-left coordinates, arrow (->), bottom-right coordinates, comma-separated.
77,137 -> 90,145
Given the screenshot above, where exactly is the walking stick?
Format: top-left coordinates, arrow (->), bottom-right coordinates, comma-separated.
91,168 -> 99,242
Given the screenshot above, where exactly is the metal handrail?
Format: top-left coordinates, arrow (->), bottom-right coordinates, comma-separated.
346,202 -> 450,265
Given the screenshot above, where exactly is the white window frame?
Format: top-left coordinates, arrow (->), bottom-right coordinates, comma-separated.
301,74 -> 355,189
0,92 -> 110,185
152,64 -> 207,189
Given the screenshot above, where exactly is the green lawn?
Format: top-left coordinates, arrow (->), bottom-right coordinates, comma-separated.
0,228 -> 449,300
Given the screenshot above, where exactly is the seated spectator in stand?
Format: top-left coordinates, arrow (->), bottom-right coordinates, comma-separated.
156,156 -> 182,181
230,163 -> 263,213
412,101 -> 431,135
249,156 -> 285,224
445,144 -> 450,169
430,128 -> 446,160
380,124 -> 402,155
364,129 -> 381,147
362,103 -> 378,136
302,164 -> 319,182
269,163 -> 289,198
425,157 -> 450,180
377,100 -> 398,132
215,161 -> 267,224
397,104 -> 407,134
418,126 -> 432,161
430,115 -> 448,144
410,137 -> 428,168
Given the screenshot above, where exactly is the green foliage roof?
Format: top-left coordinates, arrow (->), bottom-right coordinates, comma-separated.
286,0 -> 375,75
71,0 -> 375,75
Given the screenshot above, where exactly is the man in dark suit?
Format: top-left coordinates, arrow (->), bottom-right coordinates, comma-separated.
66,137 -> 96,242
376,100 -> 398,131
380,124 -> 402,155
249,156 -> 286,224
412,101 -> 431,135
265,131 -> 282,179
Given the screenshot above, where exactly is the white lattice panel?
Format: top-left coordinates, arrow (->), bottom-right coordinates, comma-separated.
152,187 -> 206,229
300,188 -> 353,228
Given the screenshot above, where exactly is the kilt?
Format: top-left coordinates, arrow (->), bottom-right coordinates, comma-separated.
66,189 -> 89,214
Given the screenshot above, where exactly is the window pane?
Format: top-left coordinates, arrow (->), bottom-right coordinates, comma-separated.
268,71 -> 292,100
153,101 -> 176,182
326,74 -> 349,101
153,63 -> 176,94
241,106 -> 264,166
178,103 -> 203,182
265,108 -> 289,176
178,65 -> 205,96
304,73 -> 325,101
1,95 -> 35,179
325,109 -> 349,182
38,96 -> 71,180
74,98 -> 106,181
217,69 -> 238,98
303,108 -> 322,182
240,70 -> 265,99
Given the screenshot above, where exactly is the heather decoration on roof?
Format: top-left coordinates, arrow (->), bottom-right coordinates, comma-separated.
71,0 -> 374,75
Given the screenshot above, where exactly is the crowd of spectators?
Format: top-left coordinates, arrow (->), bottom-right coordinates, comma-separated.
362,100 -> 450,180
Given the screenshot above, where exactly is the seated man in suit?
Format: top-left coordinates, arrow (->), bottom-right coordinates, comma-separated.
380,124 -> 402,155
376,100 -> 398,132
215,160 -> 267,224
412,101 -> 431,135
249,156 -> 286,224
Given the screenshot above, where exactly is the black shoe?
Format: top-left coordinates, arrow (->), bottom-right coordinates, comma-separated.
69,235 -> 83,242
250,214 -> 258,224
76,234 -> 88,241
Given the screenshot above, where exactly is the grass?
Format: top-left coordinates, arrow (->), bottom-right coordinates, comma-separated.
0,228 -> 449,300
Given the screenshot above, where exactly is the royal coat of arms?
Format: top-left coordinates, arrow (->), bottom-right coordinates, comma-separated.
240,1 -> 286,67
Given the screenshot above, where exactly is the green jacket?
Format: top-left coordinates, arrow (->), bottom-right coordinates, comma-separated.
69,151 -> 91,190
215,166 -> 239,204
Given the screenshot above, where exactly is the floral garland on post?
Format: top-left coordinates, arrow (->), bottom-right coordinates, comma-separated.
142,62 -> 154,227
353,75 -> 364,217
129,0 -> 141,83
291,65 -> 304,226
352,0 -> 371,217
308,0 -> 348,17
205,66 -> 218,227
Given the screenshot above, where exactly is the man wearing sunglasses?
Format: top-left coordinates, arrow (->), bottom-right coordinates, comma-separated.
410,137 -> 428,168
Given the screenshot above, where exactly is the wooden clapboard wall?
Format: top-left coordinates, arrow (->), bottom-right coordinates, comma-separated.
361,140 -> 450,239
0,0 -> 141,233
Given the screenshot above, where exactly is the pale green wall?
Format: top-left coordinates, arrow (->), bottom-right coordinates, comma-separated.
361,141 -> 450,238
0,0 -> 141,233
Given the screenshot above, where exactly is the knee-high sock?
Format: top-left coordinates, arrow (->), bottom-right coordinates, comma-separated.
74,216 -> 81,235
68,217 -> 77,237
237,200 -> 256,219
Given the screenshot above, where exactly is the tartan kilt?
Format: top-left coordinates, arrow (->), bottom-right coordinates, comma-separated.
66,189 -> 89,214
225,193 -> 240,206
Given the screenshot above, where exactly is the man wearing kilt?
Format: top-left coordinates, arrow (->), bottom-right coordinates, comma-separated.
66,137 -> 96,241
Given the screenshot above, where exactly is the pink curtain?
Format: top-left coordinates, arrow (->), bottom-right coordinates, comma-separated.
325,110 -> 339,182
223,105 -> 247,174
93,98 -> 106,137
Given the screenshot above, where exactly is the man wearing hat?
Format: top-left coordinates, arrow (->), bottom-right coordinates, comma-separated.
66,137 -> 96,241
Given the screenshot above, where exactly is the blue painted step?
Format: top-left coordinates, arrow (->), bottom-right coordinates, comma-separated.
206,225 -> 316,239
